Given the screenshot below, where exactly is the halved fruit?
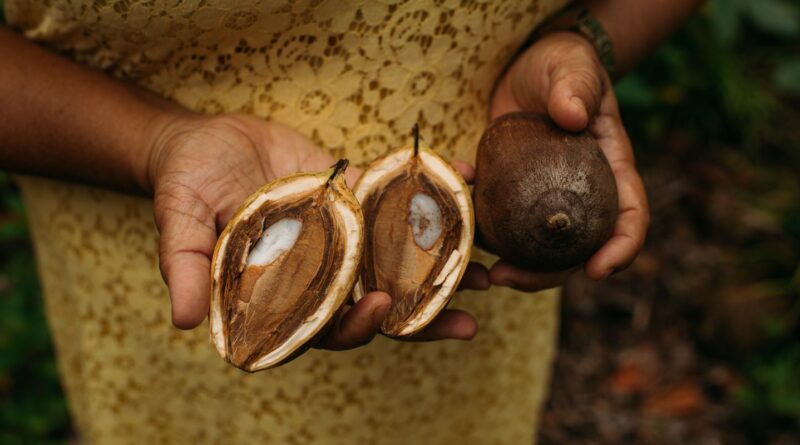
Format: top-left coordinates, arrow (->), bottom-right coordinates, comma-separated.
353,129 -> 474,337
209,160 -> 363,372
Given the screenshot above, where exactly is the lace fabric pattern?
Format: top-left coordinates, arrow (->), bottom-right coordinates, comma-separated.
7,0 -> 566,443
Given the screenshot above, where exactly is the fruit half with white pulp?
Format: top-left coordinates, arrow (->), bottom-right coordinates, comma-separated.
353,130 -> 474,337
209,160 -> 363,372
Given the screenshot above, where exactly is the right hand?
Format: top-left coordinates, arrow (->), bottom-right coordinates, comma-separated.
145,112 -> 482,349
486,31 -> 650,292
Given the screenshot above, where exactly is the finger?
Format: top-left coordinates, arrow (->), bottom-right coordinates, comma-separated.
584,165 -> 649,279
546,42 -> 605,132
451,159 -> 476,184
316,291 -> 391,350
585,98 -> 650,280
154,184 -> 217,329
488,260 -> 574,292
344,164 -> 363,189
404,309 -> 478,341
457,262 -> 490,290
584,208 -> 647,280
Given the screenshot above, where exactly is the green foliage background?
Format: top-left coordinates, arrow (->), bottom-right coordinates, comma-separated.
0,173 -> 69,445
1,1 -> 71,443
0,0 -> 799,443
616,0 -> 800,430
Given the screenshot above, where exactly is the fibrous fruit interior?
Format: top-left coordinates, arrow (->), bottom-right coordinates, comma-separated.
222,190 -> 344,367
354,147 -> 473,337
210,165 -> 362,372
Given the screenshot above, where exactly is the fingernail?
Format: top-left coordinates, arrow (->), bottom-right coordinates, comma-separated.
570,96 -> 585,111
599,267 -> 620,280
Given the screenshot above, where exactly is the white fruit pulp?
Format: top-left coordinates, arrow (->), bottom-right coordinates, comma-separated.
409,192 -> 443,251
246,218 -> 303,267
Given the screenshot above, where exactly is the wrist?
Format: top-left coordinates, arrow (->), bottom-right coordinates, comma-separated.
138,107 -> 202,195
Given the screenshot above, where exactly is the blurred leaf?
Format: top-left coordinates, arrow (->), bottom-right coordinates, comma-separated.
747,0 -> 800,37
3,190 -> 24,213
736,346 -> 800,419
774,58 -> 800,95
0,180 -> 69,441
615,75 -> 657,107
655,44 -> 693,86
792,266 -> 800,290
710,0 -> 748,43
761,317 -> 789,339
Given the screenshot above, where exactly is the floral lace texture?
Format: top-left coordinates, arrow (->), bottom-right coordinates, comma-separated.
7,0 -> 566,443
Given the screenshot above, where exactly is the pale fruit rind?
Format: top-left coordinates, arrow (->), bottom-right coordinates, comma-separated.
209,163 -> 363,372
353,140 -> 474,337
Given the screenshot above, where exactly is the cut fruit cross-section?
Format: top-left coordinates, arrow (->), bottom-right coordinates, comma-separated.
353,127 -> 474,337
209,160 -> 363,372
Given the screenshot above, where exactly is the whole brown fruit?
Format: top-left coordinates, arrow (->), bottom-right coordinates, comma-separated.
474,112 -> 618,271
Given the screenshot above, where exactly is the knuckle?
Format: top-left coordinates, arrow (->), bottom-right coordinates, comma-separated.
156,194 -> 215,234
572,68 -> 601,96
573,40 -> 598,60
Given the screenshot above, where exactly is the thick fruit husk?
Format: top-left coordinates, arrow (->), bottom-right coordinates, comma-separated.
353,141 -> 474,337
209,161 -> 363,372
474,112 -> 618,271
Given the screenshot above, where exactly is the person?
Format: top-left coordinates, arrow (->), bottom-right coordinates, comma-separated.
0,0 -> 700,443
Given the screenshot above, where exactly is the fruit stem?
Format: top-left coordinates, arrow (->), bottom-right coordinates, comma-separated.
328,159 -> 349,186
413,123 -> 420,157
547,212 -> 571,232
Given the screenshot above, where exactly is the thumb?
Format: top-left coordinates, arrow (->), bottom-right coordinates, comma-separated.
316,292 -> 391,350
154,185 -> 217,329
546,44 -> 605,132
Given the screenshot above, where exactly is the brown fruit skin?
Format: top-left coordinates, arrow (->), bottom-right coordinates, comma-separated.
474,112 -> 618,272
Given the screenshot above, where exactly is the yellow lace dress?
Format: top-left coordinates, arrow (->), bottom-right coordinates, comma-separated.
6,1 -> 566,443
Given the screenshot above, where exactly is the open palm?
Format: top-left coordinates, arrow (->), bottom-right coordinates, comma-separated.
146,113 -> 478,350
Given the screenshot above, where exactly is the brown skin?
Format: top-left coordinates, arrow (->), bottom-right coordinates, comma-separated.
585,0 -> 705,77
0,0 -> 702,346
475,112 -> 618,271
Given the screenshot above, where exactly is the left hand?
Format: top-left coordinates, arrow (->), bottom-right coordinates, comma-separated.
146,112 -> 483,347
486,31 -> 650,291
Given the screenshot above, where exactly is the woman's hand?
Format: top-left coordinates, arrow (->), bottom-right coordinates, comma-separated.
146,112 -> 480,348
487,31 -> 650,291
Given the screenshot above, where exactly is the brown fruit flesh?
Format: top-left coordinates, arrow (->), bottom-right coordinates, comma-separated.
217,190 -> 345,369
360,160 -> 462,335
474,112 -> 618,271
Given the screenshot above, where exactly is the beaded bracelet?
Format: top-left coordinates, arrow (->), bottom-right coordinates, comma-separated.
573,7 -> 617,79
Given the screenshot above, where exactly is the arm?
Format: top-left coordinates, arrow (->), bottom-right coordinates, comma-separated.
0,26 -> 175,193
585,0 -> 705,75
